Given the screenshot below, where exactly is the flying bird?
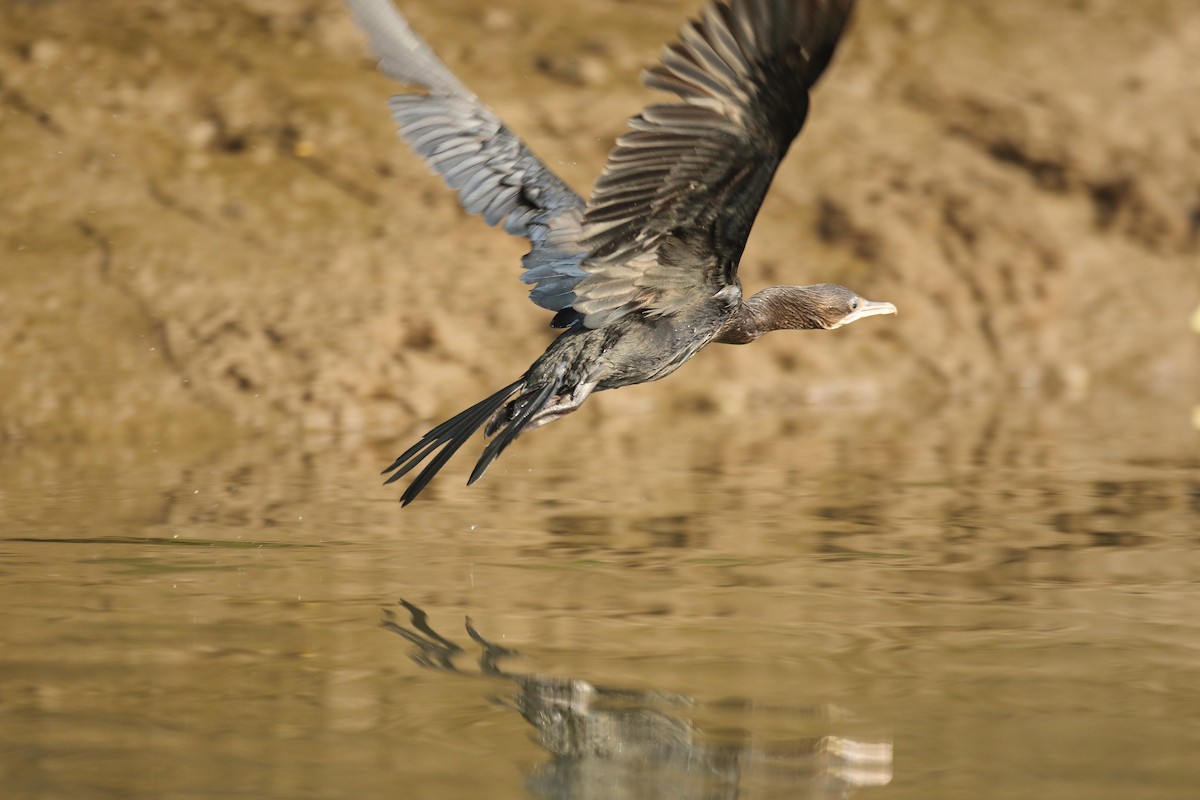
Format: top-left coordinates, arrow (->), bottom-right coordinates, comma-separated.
347,0 -> 895,505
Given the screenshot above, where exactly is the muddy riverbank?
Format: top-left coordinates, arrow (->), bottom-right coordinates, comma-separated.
2,0 -> 1197,443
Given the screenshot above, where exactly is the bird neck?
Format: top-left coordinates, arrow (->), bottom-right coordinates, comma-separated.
715,285 -> 830,344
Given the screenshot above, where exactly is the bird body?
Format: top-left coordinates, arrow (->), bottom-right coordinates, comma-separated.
347,0 -> 896,504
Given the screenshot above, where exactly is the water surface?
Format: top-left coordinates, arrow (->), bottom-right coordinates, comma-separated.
2,393 -> 1197,799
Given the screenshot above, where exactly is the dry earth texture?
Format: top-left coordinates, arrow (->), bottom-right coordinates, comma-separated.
1,0 -> 1198,445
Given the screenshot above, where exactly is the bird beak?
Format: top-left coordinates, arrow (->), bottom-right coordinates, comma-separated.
836,299 -> 897,328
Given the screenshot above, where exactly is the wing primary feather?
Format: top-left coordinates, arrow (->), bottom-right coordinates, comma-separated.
348,0 -> 588,314
679,21 -> 741,87
704,5 -> 752,75
572,0 -> 856,327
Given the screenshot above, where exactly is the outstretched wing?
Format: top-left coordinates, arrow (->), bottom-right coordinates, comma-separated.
347,0 -> 588,312
570,0 -> 856,329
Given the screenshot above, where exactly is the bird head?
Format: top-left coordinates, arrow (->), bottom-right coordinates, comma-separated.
806,284 -> 897,330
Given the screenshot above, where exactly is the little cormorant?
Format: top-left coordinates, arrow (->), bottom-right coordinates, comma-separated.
347,0 -> 896,504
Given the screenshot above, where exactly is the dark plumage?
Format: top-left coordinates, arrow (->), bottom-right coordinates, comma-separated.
347,0 -> 896,505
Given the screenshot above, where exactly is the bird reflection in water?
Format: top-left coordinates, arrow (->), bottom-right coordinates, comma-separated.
384,600 -> 892,799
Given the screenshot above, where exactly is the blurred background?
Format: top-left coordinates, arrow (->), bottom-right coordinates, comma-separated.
1,2 -> 1198,799
2,0 -> 1197,443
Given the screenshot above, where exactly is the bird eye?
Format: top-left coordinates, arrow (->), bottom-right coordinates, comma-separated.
849,299 -> 859,310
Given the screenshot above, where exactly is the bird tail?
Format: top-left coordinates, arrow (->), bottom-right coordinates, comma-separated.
468,378 -> 561,487
382,373 -> 563,505
383,378 -> 524,506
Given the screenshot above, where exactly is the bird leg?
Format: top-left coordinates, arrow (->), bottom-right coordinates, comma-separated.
524,380 -> 597,431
